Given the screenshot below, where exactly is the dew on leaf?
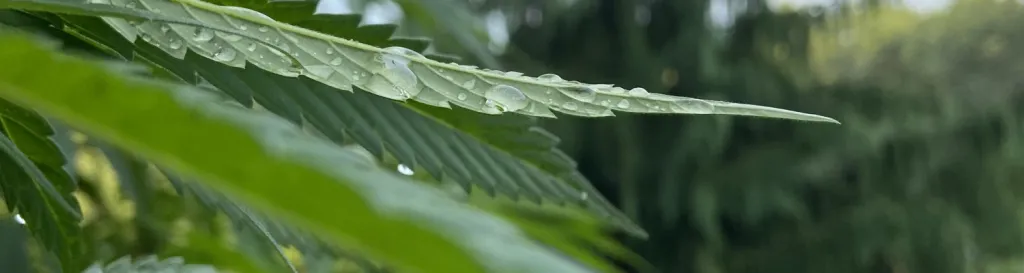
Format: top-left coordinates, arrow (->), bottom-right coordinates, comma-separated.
246,43 -> 257,52
617,99 -> 630,109
168,39 -> 183,49
159,25 -> 170,33
672,99 -> 714,114
222,6 -> 272,20
562,102 -> 579,110
325,48 -> 334,55
192,28 -> 214,42
382,46 -> 423,58
627,87 -> 649,96
462,79 -> 476,89
329,57 -> 343,66
536,73 -> 561,81
305,65 -> 333,79
457,93 -> 468,100
563,86 -> 596,103
214,48 -> 237,62
221,33 -> 243,42
484,85 -> 528,112
504,71 -> 524,77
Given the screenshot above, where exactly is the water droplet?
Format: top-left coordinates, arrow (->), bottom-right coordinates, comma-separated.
564,86 -> 596,103
192,28 -> 214,42
563,102 -> 579,110
329,57 -> 343,66
484,85 -> 528,112
580,192 -> 588,200
168,39 -> 183,49
600,100 -> 610,107
462,79 -> 476,89
258,26 -> 269,32
504,71 -> 524,77
246,43 -> 257,52
382,46 -> 423,58
305,65 -> 333,79
374,50 -> 420,98
160,25 -> 170,33
214,48 -> 237,62
537,74 -> 562,82
326,48 -> 334,55
627,87 -> 649,96
222,6 -> 272,20
239,25 -> 248,30
397,164 -> 414,175
222,33 -> 243,42
672,99 -> 715,114
616,100 -> 630,109
457,93 -> 468,100
140,34 -> 153,43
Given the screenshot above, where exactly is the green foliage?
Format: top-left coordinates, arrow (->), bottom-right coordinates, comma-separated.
82,255 -> 218,273
0,98 -> 84,271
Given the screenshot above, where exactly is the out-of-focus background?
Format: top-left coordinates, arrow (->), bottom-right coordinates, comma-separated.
309,0 -> 1024,272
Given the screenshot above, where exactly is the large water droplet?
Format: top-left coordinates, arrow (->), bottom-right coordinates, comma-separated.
671,99 -> 715,114
382,46 -> 423,58
537,73 -> 563,82
563,102 -> 579,110
373,50 -> 420,98
563,86 -> 596,103
246,43 -> 257,52
222,6 -> 272,20
305,65 -> 333,79
214,48 -> 237,62
168,39 -> 183,49
462,79 -> 476,89
627,87 -> 649,96
484,85 -> 528,112
221,33 -> 243,42
616,99 -> 630,109
329,57 -> 343,66
192,28 -> 214,42
457,93 -> 468,101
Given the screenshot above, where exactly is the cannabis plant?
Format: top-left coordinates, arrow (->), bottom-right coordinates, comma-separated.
0,0 -> 836,272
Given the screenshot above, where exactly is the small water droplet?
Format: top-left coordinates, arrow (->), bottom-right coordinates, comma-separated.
140,34 -> 153,43
627,87 -> 649,96
160,25 -> 170,33
564,86 -> 596,103
563,102 -> 579,110
214,48 -> 237,62
239,25 -> 248,30
222,6 -> 272,20
192,28 -> 214,42
258,26 -> 269,32
462,79 -> 476,89
600,100 -> 610,107
457,93 -> 468,100
329,57 -> 343,66
326,48 -> 334,55
168,39 -> 183,49
397,164 -> 414,175
537,73 -> 563,82
617,100 -> 630,109
504,71 -> 524,77
484,85 -> 528,112
580,192 -> 588,200
246,43 -> 257,52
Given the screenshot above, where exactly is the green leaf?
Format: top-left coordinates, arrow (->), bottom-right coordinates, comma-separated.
43,12 -> 646,236
0,32 -> 598,273
0,97 -> 84,272
8,0 -> 838,122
